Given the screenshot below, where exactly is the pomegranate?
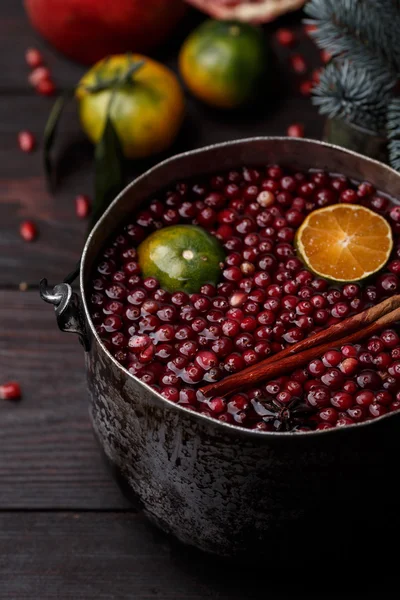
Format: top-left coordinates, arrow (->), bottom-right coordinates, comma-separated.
185,0 -> 306,23
24,0 -> 187,65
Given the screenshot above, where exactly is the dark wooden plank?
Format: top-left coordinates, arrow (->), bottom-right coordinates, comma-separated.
0,511 -> 396,600
0,289 -> 130,509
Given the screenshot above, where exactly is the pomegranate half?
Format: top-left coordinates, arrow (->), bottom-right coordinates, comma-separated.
185,0 -> 306,23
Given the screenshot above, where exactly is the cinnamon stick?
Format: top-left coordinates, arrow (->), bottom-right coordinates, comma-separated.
200,296 -> 400,398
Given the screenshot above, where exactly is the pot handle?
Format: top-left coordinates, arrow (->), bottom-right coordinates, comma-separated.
39,262 -> 90,351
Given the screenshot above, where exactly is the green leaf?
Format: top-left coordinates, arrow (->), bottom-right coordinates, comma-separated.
91,115 -> 124,230
43,89 -> 74,191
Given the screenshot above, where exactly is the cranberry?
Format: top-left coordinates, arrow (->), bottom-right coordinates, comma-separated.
257,191 -> 275,208
377,273 -> 400,295
369,403 -> 388,418
331,302 -> 351,319
321,368 -> 344,389
388,361 -> 400,379
331,392 -> 353,410
224,353 -> 245,373
340,189 -> 357,203
339,358 -> 359,376
322,350 -> 342,367
374,352 -> 392,368
381,329 -> 400,348
357,370 -> 382,390
318,407 -> 338,424
389,206 -> 400,223
307,359 -> 326,377
211,337 -> 233,358
370,195 -> 388,212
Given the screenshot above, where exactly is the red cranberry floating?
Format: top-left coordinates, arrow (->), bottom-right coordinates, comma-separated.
87,164 -> 400,431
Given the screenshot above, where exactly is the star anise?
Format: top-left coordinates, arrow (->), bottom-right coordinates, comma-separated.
252,396 -> 316,432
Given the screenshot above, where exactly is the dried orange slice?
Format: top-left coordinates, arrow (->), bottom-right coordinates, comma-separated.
295,204 -> 393,282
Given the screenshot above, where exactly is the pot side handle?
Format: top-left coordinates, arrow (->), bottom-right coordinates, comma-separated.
39,278 -> 90,352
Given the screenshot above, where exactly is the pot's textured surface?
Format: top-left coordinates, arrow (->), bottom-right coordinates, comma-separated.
70,139 -> 400,557
86,336 -> 400,558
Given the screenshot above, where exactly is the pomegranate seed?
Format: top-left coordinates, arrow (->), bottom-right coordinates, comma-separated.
0,382 -> 21,401
290,54 -> 307,74
20,220 -> 38,242
25,47 -> 43,68
287,123 -> 305,138
299,80 -> 313,96
36,78 -> 56,96
28,66 -> 51,87
18,130 -> 36,153
312,68 -> 322,83
321,49 -> 332,63
304,24 -> 317,34
276,29 -> 296,47
75,194 -> 91,219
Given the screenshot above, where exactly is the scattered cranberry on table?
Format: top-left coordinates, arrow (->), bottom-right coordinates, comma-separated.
88,163 -> 400,432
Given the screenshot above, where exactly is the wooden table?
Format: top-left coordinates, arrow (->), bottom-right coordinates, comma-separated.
3,2 -> 389,598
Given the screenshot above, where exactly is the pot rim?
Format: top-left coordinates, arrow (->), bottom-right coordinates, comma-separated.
81,136 -> 400,438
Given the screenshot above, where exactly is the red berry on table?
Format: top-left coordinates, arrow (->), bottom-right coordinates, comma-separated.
312,68 -> 322,83
25,47 -> 43,68
276,28 -> 296,47
20,220 -> 38,242
321,49 -> 332,63
287,123 -> 305,138
290,54 -> 307,74
18,130 -> 36,153
75,194 -> 92,219
299,80 -> 313,96
0,382 -> 21,401
28,66 -> 51,87
36,78 -> 56,96
304,24 -> 317,34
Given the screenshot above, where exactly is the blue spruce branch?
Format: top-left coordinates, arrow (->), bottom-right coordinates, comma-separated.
312,60 -> 394,134
305,0 -> 400,84
387,99 -> 400,172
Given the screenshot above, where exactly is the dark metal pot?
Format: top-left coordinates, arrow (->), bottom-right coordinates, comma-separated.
41,138 -> 400,561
